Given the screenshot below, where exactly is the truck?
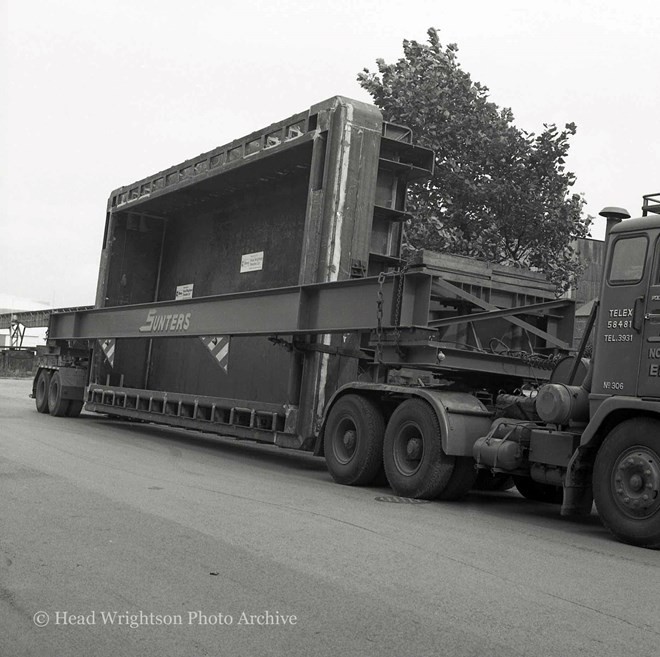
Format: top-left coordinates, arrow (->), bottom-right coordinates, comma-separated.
30,96 -> 660,548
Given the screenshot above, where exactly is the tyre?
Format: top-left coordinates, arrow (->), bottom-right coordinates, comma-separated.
473,470 -> 515,492
48,371 -> 70,417
371,465 -> 389,487
513,476 -> 563,504
438,456 -> 477,501
383,399 -> 455,499
324,394 -> 385,486
593,418 -> 660,548
35,370 -> 51,414
66,400 -> 84,418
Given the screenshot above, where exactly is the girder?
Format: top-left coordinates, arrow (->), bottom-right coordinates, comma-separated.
47,275 -> 405,340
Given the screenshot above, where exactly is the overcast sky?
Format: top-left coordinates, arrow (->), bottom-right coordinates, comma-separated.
1,0 -> 658,308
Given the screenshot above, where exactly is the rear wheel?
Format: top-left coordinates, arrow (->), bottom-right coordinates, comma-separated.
66,400 -> 84,418
35,370 -> 51,414
593,418 -> 660,548
438,456 -> 477,501
48,372 -> 70,417
324,394 -> 385,486
383,399 -> 455,499
513,476 -> 563,504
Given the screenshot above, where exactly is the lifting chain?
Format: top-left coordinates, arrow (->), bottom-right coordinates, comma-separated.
393,262 -> 409,358
375,272 -> 386,362
375,264 -> 409,362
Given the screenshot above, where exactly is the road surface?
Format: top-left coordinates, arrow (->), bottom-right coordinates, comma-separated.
1,378 -> 658,657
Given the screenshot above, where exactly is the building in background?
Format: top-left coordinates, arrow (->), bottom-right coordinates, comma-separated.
566,237 -> 605,349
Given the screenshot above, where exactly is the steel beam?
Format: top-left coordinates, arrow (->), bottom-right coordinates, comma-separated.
48,276 -> 407,341
428,298 -> 574,327
374,332 -> 553,380
0,307 -> 94,330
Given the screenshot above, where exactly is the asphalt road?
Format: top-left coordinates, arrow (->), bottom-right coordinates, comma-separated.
1,378 -> 659,657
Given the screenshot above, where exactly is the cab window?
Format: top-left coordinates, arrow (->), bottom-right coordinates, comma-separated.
608,236 -> 648,284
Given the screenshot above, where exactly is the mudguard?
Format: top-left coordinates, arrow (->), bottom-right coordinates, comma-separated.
320,382 -> 492,456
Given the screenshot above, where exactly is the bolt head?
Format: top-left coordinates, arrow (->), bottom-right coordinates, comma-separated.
629,474 -> 644,491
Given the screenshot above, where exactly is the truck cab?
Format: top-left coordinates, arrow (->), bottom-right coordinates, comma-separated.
579,208 -> 660,547
470,196 -> 660,548
592,214 -> 660,404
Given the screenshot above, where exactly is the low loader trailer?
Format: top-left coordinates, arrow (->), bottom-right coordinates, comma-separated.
32,97 -> 660,547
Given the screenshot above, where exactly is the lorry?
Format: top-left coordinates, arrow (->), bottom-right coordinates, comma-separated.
30,96 -> 660,548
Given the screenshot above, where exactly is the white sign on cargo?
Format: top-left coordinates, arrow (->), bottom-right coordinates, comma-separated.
240,251 -> 264,273
175,284 -> 194,300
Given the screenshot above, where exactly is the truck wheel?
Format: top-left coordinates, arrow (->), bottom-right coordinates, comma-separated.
48,372 -> 70,417
513,476 -> 563,504
438,457 -> 477,501
383,399 -> 455,499
66,400 -> 84,418
324,394 -> 385,486
593,418 -> 660,548
35,370 -> 51,414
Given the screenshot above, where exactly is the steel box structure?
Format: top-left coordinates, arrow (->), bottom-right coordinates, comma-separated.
43,96 -> 573,448
90,97 -> 435,439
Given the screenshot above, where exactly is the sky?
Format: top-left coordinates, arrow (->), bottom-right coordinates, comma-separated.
1,0 -> 658,308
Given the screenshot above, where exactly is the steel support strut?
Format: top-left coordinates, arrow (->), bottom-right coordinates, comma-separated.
47,275 -> 409,341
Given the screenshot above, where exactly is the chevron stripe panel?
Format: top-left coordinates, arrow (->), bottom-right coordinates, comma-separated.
200,335 -> 230,372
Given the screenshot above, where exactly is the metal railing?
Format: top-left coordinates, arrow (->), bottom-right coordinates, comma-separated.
642,193 -> 660,216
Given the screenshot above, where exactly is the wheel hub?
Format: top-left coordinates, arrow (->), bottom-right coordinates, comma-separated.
613,448 -> 660,518
406,437 -> 423,461
343,430 -> 357,453
392,423 -> 425,476
332,417 -> 358,465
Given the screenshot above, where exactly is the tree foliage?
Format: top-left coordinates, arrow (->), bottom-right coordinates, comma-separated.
358,28 -> 591,293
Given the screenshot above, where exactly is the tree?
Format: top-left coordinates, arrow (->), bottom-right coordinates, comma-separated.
358,28 -> 591,293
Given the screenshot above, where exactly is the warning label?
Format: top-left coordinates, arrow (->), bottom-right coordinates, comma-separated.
175,284 -> 194,301
240,251 -> 264,273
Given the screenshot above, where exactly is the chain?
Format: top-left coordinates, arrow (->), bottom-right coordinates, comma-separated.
268,336 -> 293,352
393,262 -> 409,358
375,264 -> 409,362
375,272 -> 385,362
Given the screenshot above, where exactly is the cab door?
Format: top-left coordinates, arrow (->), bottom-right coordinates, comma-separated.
638,232 -> 660,398
592,233 -> 650,400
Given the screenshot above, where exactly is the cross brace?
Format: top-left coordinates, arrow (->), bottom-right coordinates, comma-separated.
431,279 -> 572,350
